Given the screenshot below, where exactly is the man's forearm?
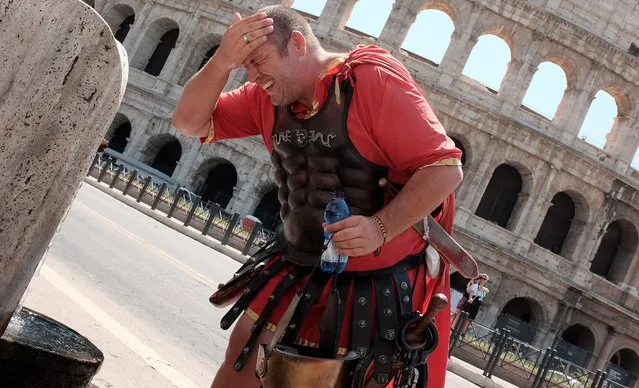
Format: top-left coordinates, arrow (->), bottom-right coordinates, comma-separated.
172,58 -> 233,137
375,166 -> 463,241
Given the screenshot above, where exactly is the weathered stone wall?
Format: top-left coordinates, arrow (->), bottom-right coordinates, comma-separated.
87,0 -> 639,371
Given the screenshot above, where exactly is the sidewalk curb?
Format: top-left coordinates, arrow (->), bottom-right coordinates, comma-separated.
82,178 -> 248,265
447,358 -> 505,388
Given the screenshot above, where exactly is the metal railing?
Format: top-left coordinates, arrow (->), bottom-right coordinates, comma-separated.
449,313 -> 635,388
87,153 -> 276,256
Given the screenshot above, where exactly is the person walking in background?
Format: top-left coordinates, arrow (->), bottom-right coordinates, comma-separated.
451,274 -> 489,337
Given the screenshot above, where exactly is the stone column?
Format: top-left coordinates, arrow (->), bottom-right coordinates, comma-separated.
226,158 -> 259,215
376,3 -> 417,52
627,250 -> 639,288
315,0 -> 355,36
499,52 -> 539,117
515,165 -> 556,238
171,138 -> 200,185
554,66 -> 602,138
123,114 -> 154,160
511,188 -> 547,236
594,328 -> 619,372
457,138 -> 499,208
0,0 -> 127,335
436,4 -> 482,88
465,140 -> 504,212
603,115 -> 638,170
121,1 -> 155,55
160,13 -> 200,85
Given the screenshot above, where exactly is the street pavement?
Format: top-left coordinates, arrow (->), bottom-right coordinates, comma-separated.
21,183 -> 479,388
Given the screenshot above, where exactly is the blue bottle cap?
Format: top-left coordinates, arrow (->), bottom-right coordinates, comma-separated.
334,190 -> 345,198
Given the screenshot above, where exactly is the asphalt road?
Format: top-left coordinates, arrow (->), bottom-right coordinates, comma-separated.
22,183 -> 479,388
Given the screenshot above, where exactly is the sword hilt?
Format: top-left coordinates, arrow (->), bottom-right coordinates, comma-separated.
405,293 -> 448,349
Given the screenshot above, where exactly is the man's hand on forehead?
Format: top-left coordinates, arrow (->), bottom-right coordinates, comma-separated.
212,11 -> 274,71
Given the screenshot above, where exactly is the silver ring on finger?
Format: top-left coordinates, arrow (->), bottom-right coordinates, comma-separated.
243,34 -> 249,45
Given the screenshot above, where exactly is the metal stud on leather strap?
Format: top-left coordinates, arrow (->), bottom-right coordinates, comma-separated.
373,277 -> 396,385
393,271 -> 414,317
351,278 -> 372,360
384,328 -> 396,340
376,375 -> 389,385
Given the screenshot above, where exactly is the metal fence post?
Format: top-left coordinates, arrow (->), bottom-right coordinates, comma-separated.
531,347 -> 553,388
591,370 -> 602,388
136,176 -> 152,203
449,312 -> 468,354
595,371 -> 608,388
87,153 -> 100,176
242,224 -> 262,255
109,165 -> 124,189
537,349 -> 557,388
97,160 -> 109,182
151,183 -> 167,210
167,189 -> 182,218
483,329 -> 502,376
184,198 -> 201,227
122,170 -> 138,196
202,204 -> 220,236
485,329 -> 510,378
221,213 -> 240,245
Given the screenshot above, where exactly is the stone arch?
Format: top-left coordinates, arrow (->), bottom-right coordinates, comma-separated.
103,4 -> 135,43
143,134 -> 182,177
449,270 -> 470,292
402,7 -> 456,65
607,347 -> 639,384
190,158 -> 238,209
462,33 -> 512,92
557,323 -> 596,367
418,1 -> 457,23
578,87 -> 625,149
131,17 -> 180,76
600,85 -> 633,119
449,135 -> 469,166
521,61 -> 568,120
544,55 -> 580,89
252,185 -> 281,231
178,34 -> 221,86
497,297 -> 545,343
534,190 -> 589,258
343,0 -> 393,38
105,113 -> 132,153
475,164 -> 523,229
590,219 -> 638,284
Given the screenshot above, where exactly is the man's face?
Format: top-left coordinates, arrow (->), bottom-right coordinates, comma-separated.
243,40 -> 301,106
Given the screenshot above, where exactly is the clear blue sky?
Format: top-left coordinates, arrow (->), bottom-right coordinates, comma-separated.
291,0 -> 635,168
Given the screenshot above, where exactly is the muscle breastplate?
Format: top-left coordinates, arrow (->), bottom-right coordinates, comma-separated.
270,79 -> 388,265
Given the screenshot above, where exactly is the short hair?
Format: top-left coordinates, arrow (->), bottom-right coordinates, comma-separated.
259,5 -> 319,56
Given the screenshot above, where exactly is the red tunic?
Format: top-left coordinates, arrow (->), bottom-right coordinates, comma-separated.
204,45 -> 461,388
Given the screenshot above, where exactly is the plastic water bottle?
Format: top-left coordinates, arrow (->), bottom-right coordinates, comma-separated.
321,190 -> 351,273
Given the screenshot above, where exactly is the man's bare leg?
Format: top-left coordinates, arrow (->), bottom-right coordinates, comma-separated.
211,313 -> 274,388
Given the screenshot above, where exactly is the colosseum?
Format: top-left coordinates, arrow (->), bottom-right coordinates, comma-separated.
82,0 -> 639,384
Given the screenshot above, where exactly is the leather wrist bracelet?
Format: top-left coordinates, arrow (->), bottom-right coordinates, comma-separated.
371,215 -> 388,245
